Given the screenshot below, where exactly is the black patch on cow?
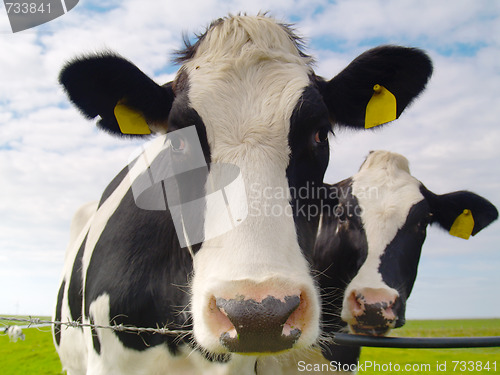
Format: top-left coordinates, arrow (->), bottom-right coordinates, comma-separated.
288,85 -> 331,191
287,84 -> 332,259
54,279 -> 65,346
68,233 -> 87,325
84,186 -> 194,355
378,199 -> 429,326
312,180 -> 367,366
90,316 -> 101,355
313,180 -> 368,330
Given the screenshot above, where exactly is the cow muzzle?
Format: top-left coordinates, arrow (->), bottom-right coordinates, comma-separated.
201,281 -> 317,354
343,287 -> 401,336
214,295 -> 302,353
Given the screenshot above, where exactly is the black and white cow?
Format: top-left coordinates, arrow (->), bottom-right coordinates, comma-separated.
313,150 -> 498,367
53,15 -> 433,374
4,325 -> 25,342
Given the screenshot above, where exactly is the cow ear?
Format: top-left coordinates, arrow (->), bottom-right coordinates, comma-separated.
423,188 -> 499,239
318,46 -> 433,129
59,53 -> 174,136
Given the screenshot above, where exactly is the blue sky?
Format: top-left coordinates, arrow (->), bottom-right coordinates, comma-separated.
0,0 -> 499,322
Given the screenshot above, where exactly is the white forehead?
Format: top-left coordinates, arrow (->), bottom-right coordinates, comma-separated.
352,151 -> 424,257
180,15 -> 312,166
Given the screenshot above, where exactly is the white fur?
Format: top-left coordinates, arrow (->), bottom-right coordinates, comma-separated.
6,326 -> 25,342
183,15 -> 320,353
85,295 -> 327,375
53,201 -> 97,375
85,294 -> 229,375
341,151 -> 424,324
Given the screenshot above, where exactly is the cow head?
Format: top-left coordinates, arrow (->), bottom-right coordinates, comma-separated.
315,151 -> 498,337
59,15 -> 432,356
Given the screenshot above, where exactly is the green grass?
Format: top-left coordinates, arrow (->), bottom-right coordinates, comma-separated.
359,319 -> 500,374
1,317 -> 499,374
1,319 -> 63,375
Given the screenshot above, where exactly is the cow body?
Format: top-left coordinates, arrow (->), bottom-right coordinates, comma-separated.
314,151 -> 498,366
53,15 -> 433,374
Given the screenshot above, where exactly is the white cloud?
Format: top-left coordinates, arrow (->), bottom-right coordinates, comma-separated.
0,0 -> 498,322
301,0 -> 500,48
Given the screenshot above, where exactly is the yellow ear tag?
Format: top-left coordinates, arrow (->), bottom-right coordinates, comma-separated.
114,102 -> 151,135
449,209 -> 474,240
365,84 -> 397,129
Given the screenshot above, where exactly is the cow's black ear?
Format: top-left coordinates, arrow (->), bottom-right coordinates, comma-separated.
318,46 -> 432,129
422,187 -> 498,238
59,53 -> 174,136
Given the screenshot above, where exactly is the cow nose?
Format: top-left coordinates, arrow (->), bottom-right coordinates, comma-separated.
346,288 -> 399,335
215,295 -> 302,353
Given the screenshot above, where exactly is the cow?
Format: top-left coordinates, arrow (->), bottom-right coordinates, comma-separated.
52,15 -> 433,375
4,325 -> 25,342
312,150 -> 498,368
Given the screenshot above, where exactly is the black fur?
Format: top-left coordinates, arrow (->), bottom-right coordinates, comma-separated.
59,53 -> 174,136
68,235 -> 86,324
54,279 -> 65,346
287,85 -> 332,260
317,45 -> 433,128
312,181 -> 366,365
421,187 -> 499,235
378,199 -> 430,327
90,316 -> 101,355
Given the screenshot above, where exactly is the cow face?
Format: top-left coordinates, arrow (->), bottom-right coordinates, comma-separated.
317,151 -> 498,337
59,15 -> 432,356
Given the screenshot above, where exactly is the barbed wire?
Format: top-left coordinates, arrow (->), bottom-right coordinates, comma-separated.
0,316 -> 191,336
3,316 -> 500,348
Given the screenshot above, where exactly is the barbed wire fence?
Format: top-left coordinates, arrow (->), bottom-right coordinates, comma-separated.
0,316 -> 191,336
2,315 -> 500,348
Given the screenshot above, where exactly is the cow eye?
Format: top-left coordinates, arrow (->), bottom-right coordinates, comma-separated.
170,135 -> 186,152
314,127 -> 330,144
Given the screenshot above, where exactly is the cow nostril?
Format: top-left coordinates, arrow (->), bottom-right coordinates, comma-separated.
384,300 -> 395,314
348,291 -> 364,317
208,297 -> 236,337
214,295 -> 302,353
282,294 -> 307,336
384,297 -> 398,322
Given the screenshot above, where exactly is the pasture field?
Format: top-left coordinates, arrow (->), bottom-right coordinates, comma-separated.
0,316 -> 61,374
1,317 -> 499,374
359,319 -> 500,374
